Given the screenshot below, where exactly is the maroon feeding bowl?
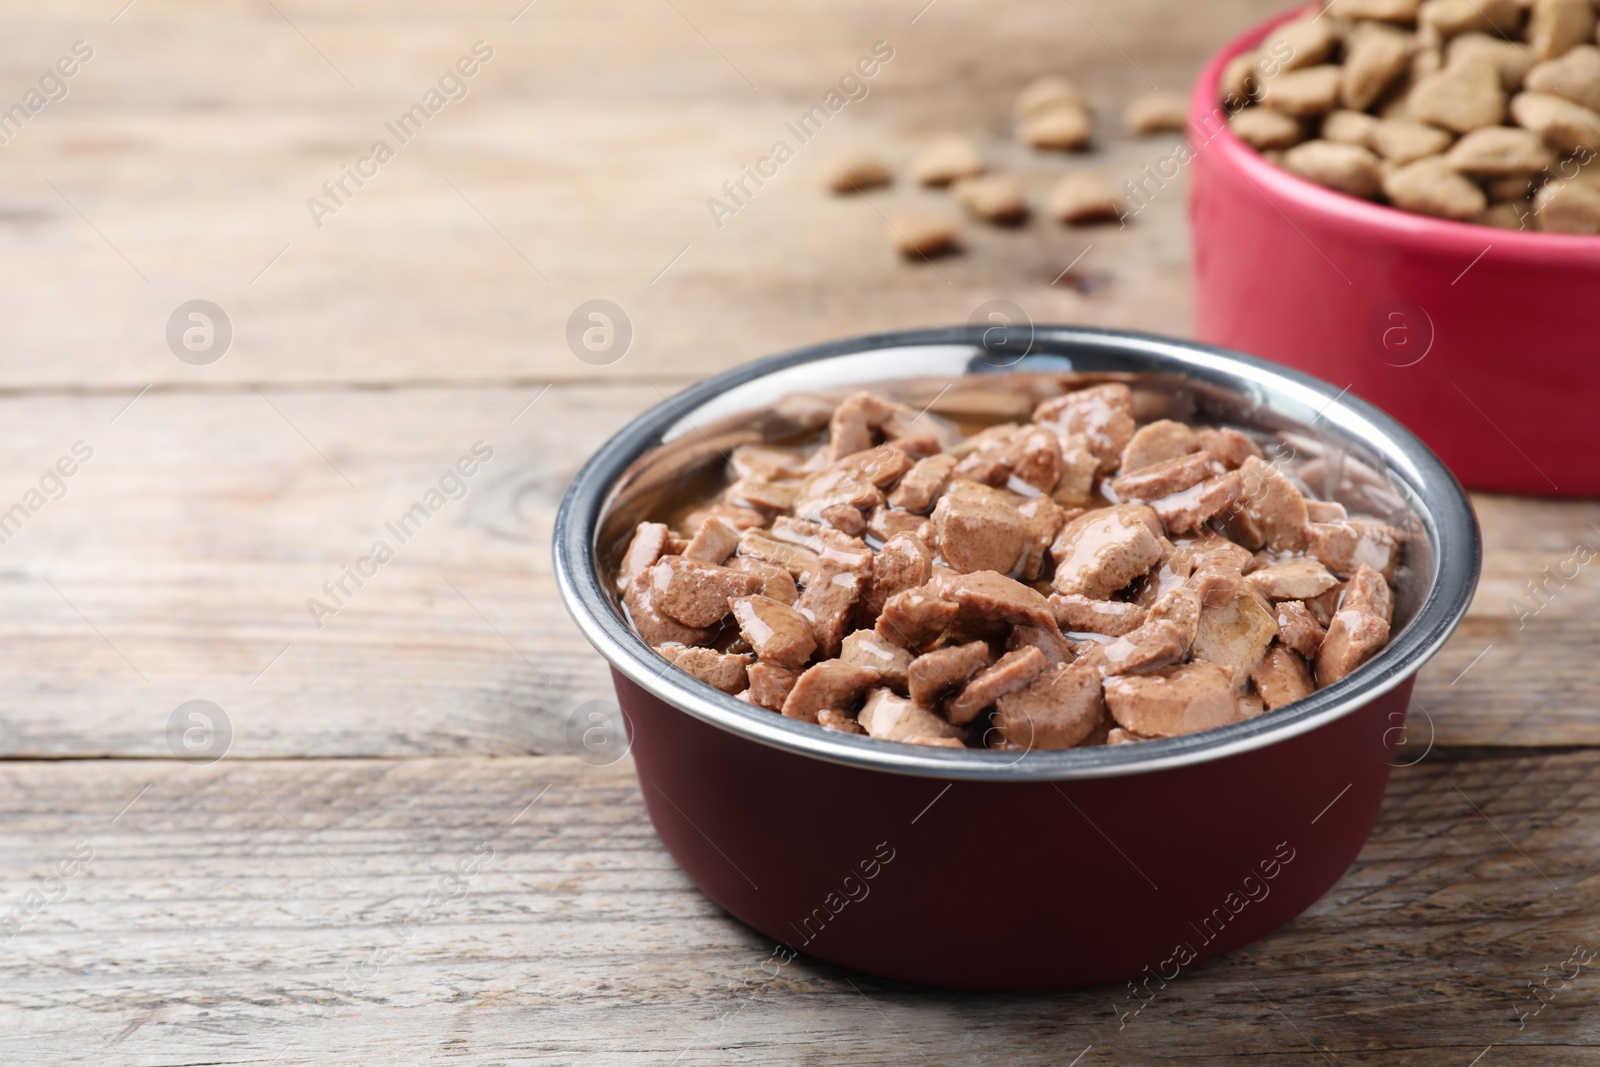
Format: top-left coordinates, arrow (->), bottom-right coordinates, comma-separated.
552,326 -> 1479,992
1189,5 -> 1600,497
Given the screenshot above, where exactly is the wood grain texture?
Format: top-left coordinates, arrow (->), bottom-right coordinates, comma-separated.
0,752 -> 1596,1066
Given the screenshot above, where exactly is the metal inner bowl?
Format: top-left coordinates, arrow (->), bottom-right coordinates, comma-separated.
553,325 -> 1480,781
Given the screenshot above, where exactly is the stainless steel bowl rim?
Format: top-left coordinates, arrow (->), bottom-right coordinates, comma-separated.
552,325 -> 1481,782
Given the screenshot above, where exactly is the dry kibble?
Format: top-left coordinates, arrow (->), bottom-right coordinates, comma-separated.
1284,139 -> 1385,196
1527,0 -> 1596,61
1488,173 -> 1537,201
1445,125 -> 1557,173
1407,57 -> 1507,131
1447,32 -> 1533,90
1371,117 -> 1456,162
1477,200 -> 1533,228
1124,92 -> 1190,134
1383,156 -> 1490,217
1525,45 -> 1600,113
1261,65 -> 1345,116
1510,90 -> 1600,152
1220,53 -> 1262,103
1533,177 -> 1600,231
822,153 -> 892,194
1323,108 -> 1381,146
1419,0 -> 1521,38
887,212 -> 960,257
1342,22 -> 1415,110
1020,101 -> 1093,149
1264,17 -> 1342,71
1016,76 -> 1082,116
909,135 -> 984,186
953,173 -> 1028,223
1047,172 -> 1126,223
1325,0 -> 1420,19
1231,105 -> 1305,148
1410,47 -> 1445,81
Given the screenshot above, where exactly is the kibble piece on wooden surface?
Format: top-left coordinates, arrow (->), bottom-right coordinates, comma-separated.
1323,109 -> 1381,147
1527,0 -> 1596,62
1263,17 -> 1341,71
953,173 -> 1028,223
1407,57 -> 1507,131
1371,117 -> 1455,163
1419,0 -> 1521,39
1342,22 -> 1415,111
1383,156 -> 1490,217
1124,92 -> 1190,134
1445,126 -> 1557,174
1326,0 -> 1421,20
1477,200 -> 1532,228
822,153 -> 892,194
1533,177 -> 1600,232
1220,53 -> 1262,103
909,135 -> 985,186
1231,106 -> 1304,149
1020,102 -> 1092,149
1047,172 -> 1126,224
1016,75 -> 1082,116
1261,65 -> 1344,117
1284,139 -> 1385,197
887,212 -> 960,257
1448,32 -> 1533,90
1510,90 -> 1600,152
1524,45 -> 1600,114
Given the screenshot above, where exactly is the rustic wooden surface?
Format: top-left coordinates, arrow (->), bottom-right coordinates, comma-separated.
0,0 -> 1596,1063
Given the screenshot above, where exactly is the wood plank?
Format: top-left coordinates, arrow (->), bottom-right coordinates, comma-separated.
0,384 -> 1594,757
0,0 -> 1291,390
0,750 -> 1595,1065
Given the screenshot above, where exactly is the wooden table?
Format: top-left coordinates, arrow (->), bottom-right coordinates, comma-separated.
1,1 -> 1595,1063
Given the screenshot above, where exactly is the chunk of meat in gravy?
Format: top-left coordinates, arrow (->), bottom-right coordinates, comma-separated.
1007,624 -> 1079,666
728,595 -> 817,669
648,556 -> 763,628
1109,452 -> 1215,502
945,646 -> 1048,725
781,660 -> 879,722
770,516 -> 875,576
826,391 -> 918,462
1315,564 -> 1393,685
1016,495 -> 1070,581
1238,456 -> 1309,552
1250,645 -> 1315,709
925,569 -> 1058,633
867,506 -> 926,543
726,555 -> 799,605
1191,585 -> 1279,685
738,530 -> 822,582
618,522 -> 670,592
795,561 -> 862,660
875,588 -> 960,649
860,533 -> 932,620
1197,427 -> 1264,469
817,708 -> 865,734
1121,419 -> 1200,473
1103,661 -> 1240,738
858,687 -> 967,743
655,644 -> 751,694
683,515 -> 743,564
1101,618 -> 1188,675
1152,471 -> 1244,534
1107,726 -> 1158,745
888,453 -> 958,513
1002,428 -> 1065,493
1307,518 -> 1402,580
1054,433 -> 1100,507
1274,600 -> 1327,659
993,662 -> 1107,749
731,443 -> 808,483
907,640 -> 993,706
1051,504 -> 1164,598
1033,383 -> 1136,473
1247,558 -> 1339,600
747,662 -> 801,711
623,571 -> 714,648
932,481 -> 1028,575
840,628 -> 914,691
1050,593 -> 1148,636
